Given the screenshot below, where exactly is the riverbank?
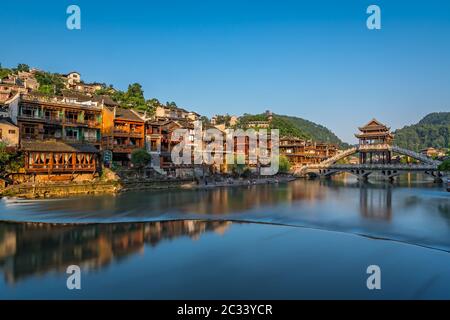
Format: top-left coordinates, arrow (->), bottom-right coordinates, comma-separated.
0,175 -> 296,199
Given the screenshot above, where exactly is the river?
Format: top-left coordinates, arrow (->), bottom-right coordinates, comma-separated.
0,175 -> 449,299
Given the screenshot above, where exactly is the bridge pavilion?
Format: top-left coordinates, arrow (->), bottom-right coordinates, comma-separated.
355,119 -> 394,164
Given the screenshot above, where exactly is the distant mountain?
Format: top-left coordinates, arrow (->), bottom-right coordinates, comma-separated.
394,112 -> 450,151
236,113 -> 348,147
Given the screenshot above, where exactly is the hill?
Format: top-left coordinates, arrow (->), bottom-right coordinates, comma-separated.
277,114 -> 347,147
394,112 -> 450,151
235,113 -> 347,147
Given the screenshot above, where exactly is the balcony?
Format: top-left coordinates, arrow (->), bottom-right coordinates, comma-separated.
18,113 -> 43,122
112,144 -> 140,153
83,137 -> 101,144
44,116 -> 62,124
86,120 -> 101,128
113,129 -> 144,138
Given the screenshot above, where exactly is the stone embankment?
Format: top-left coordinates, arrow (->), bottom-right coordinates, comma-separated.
0,174 -> 296,199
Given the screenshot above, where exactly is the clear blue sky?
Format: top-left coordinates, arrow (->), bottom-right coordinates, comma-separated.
1,0 -> 449,143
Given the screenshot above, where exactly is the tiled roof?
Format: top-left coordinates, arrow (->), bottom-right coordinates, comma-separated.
114,108 -> 144,122
0,117 -> 17,127
93,95 -> 119,107
21,140 -> 99,153
146,120 -> 173,126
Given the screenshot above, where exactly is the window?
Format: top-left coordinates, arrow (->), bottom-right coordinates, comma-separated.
65,128 -> 79,140
8,130 -> 16,134
151,140 -> 157,151
22,125 -> 36,138
0,129 -> 2,139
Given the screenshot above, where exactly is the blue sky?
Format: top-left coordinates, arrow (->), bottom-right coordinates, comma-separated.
1,0 -> 449,142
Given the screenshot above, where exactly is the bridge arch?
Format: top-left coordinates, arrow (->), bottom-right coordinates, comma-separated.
295,145 -> 443,181
319,145 -> 440,166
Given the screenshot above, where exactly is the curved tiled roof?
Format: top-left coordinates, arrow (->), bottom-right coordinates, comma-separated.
21,140 -> 99,153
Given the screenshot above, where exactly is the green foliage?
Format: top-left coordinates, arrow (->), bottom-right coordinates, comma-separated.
235,113 -> 346,147
0,143 -> 23,177
131,149 -> 151,168
236,113 -> 310,139
124,83 -> 146,109
94,85 -> 115,96
278,155 -> 291,173
15,63 -> 30,72
394,112 -> 450,151
200,116 -> 210,126
97,83 -> 162,115
438,159 -> 450,172
276,115 -> 348,148
35,71 -> 65,95
38,84 -> 54,95
215,114 -> 232,126
0,63 -> 12,79
227,163 -> 248,177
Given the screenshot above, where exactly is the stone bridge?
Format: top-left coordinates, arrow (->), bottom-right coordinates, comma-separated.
295,144 -> 444,181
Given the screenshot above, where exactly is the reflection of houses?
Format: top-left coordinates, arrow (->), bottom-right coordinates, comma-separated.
279,136 -> 338,167
0,220 -> 231,284
101,107 -> 145,166
359,186 -> 392,221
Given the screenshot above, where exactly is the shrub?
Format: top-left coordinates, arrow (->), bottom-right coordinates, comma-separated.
131,149 -> 151,168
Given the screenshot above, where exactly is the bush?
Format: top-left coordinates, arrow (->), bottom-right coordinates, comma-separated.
438,159 -> 450,172
0,143 -> 23,177
278,155 -> 291,173
131,149 -> 151,168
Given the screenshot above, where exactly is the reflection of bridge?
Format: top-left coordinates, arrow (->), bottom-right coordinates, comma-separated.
296,144 -> 443,181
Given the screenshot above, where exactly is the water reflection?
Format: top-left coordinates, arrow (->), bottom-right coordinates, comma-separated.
0,220 -> 231,284
0,176 -> 449,251
359,184 -> 392,221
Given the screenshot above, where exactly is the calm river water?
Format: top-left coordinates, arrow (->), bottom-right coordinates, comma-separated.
0,175 -> 449,299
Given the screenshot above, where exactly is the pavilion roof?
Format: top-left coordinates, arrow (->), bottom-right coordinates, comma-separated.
21,140 -> 99,153
358,118 -> 390,132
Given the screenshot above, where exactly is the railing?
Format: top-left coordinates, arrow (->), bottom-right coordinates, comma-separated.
18,113 -> 43,120
328,163 -> 438,170
44,116 -> 62,123
319,147 -> 357,166
391,145 -> 441,165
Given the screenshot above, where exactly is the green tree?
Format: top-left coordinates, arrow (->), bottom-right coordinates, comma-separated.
131,149 -> 151,169
200,116 -> 210,126
16,63 -> 30,72
0,64 -> 12,79
278,155 -> 291,173
38,84 -> 54,95
438,160 -> 450,172
0,143 -> 23,178
35,71 -> 65,95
